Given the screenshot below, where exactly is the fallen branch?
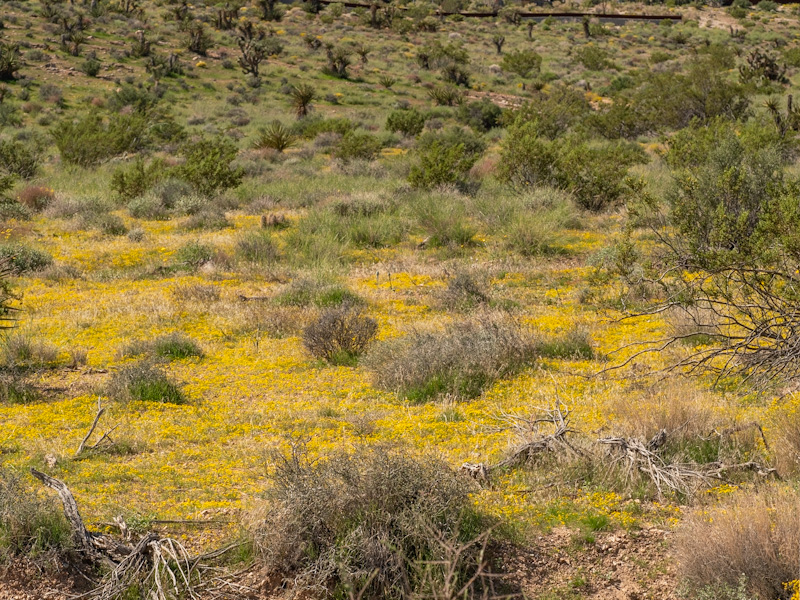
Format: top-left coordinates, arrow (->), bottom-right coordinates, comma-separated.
461,405 -> 580,481
30,469 -> 242,600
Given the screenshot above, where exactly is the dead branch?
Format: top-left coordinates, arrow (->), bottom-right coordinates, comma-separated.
75,403 -> 106,457
713,421 -> 769,450
461,405 -> 580,481
30,469 -> 242,600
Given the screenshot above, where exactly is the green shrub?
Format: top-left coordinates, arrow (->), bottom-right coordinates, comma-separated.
333,131 -> 382,162
503,84 -> 590,139
128,195 -> 170,220
255,443 -> 488,600
412,191 -> 477,248
80,55 -> 101,77
302,305 -> 378,366
107,360 -> 186,404
409,141 -> 478,190
122,332 -> 204,361
574,45 -> 612,71
501,49 -> 542,78
365,315 -> 537,402
111,157 -> 167,201
497,123 -> 559,189
0,244 -> 53,274
537,328 -> 594,360
174,137 -> 244,196
0,469 -> 72,559
95,214 -> 128,236
386,108 -> 425,137
0,139 -> 42,179
174,241 -> 214,268
273,279 -> 363,308
51,113 -> 150,167
292,116 -> 354,139
503,198 -> 576,256
456,99 -> 503,132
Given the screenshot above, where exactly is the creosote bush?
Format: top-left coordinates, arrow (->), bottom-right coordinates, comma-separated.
254,443 -> 493,600
273,278 -> 363,308
106,361 -> 186,404
0,243 -> 53,274
365,315 -> 537,402
302,304 -> 378,366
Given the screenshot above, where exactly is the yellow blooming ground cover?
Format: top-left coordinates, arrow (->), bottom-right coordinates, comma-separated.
0,205 -> 783,538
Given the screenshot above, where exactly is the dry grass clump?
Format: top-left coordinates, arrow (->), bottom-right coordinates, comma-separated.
438,272 -> 491,312
302,305 -> 378,366
253,443 -> 496,600
676,486 -> 800,600
17,186 -> 54,211
365,315 -> 537,402
171,282 -> 221,303
1,332 -> 59,369
536,327 -> 594,360
0,469 -> 72,561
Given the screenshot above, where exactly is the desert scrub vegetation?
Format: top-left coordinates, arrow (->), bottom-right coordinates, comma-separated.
0,469 -> 71,561
677,486 -> 800,600
302,304 -> 378,366
254,443 -> 502,600
365,315 -> 537,402
121,332 -> 204,361
106,361 -> 186,404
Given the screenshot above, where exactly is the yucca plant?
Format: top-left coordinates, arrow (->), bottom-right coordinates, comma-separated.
379,75 -> 396,89
290,83 -> 316,119
0,42 -> 21,81
428,84 -> 463,106
253,120 -> 296,152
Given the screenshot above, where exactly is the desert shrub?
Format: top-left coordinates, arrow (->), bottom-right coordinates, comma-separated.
80,54 -> 101,77
274,279 -> 363,308
365,315 -> 537,402
412,191 -> 477,248
503,84 -> 590,139
0,243 -> 53,274
0,373 -> 39,404
174,137 -> 244,196
51,112 -> 150,167
503,195 -> 578,256
292,116 -> 354,139
122,332 -> 203,361
16,186 -> 54,211
111,157 -> 167,201
537,327 -> 594,360
95,214 -> 128,236
783,46 -> 800,68
556,140 -> 646,211
501,49 -> 542,78
0,138 -> 42,179
174,241 -> 214,269
328,194 -> 408,248
333,131 -> 382,162
1,332 -> 59,369
439,272 -> 490,311
255,443 -> 490,600
386,108 -> 425,137
106,360 -> 186,404
253,120 -> 296,152
456,99 -> 503,133
677,486 -> 800,600
128,195 -> 170,220
0,469 -> 72,560
184,210 -> 230,231
302,305 -> 378,365
497,123 -> 559,189
235,230 -> 279,264
574,45 -> 612,71
410,127 -> 486,189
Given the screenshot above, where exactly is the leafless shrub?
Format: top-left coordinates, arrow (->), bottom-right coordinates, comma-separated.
365,315 -> 537,402
302,305 -> 378,365
253,443 -> 501,600
677,486 -> 800,600
438,272 -> 490,312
